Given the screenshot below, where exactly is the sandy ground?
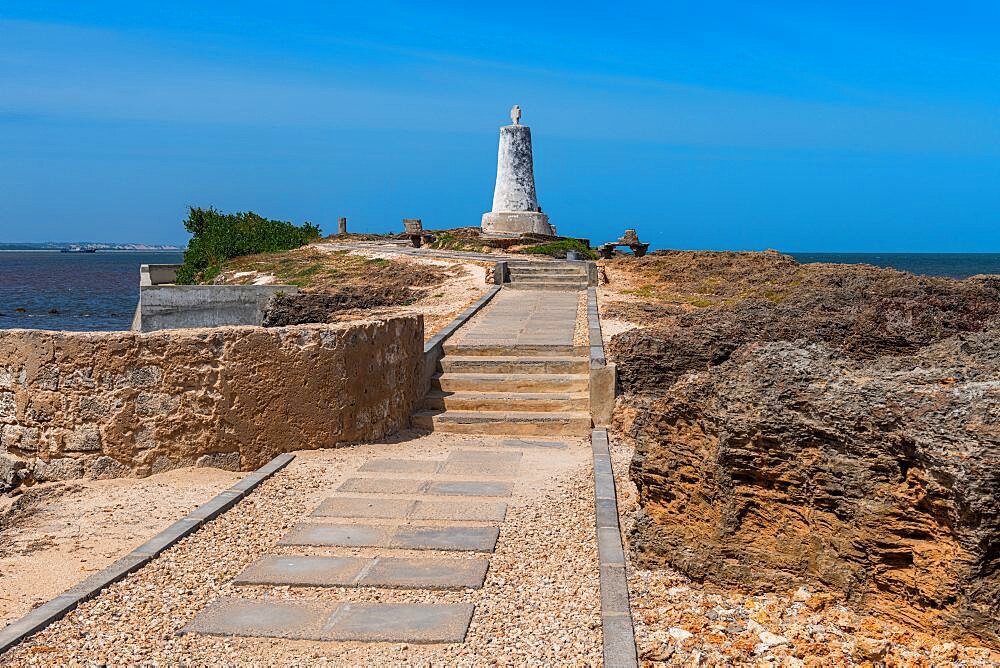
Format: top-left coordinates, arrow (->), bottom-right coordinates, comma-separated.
327,247 -> 490,341
596,264 -> 642,342
0,467 -> 241,627
2,432 -> 603,666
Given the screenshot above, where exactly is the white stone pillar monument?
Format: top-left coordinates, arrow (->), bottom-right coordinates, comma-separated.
481,106 -> 554,236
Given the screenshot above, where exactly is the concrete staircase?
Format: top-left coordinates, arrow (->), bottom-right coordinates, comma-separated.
413,343 -> 591,436
507,262 -> 589,291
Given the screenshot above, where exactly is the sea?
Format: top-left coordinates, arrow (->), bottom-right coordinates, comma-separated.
0,250 -> 998,332
0,251 -> 184,332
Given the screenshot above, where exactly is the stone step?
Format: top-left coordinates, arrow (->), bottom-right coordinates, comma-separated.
508,275 -> 588,283
431,372 -> 589,393
508,270 -> 587,279
443,343 -> 581,357
505,282 -> 587,291
423,390 -> 589,412
233,555 -> 490,590
439,355 -> 588,374
412,409 -> 592,436
508,264 -> 586,272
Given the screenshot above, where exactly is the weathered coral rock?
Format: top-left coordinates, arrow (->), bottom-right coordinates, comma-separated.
608,251 -> 1000,644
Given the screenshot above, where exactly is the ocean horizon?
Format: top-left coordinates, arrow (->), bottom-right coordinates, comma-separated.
1,249 -> 998,332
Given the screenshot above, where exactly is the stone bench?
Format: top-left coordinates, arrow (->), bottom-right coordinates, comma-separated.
597,228 -> 649,258
597,241 -> 649,259
402,218 -> 435,248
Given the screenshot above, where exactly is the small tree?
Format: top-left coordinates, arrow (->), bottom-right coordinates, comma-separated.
175,207 -> 322,284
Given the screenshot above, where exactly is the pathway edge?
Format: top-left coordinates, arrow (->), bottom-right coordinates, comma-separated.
588,287 -> 616,426
593,428 -> 639,668
0,452 -> 296,655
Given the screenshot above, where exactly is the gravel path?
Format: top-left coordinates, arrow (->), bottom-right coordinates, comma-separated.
2,432 -> 602,665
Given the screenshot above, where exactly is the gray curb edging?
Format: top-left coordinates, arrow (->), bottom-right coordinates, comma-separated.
423,284 -> 502,355
588,287 -> 616,427
592,428 -> 638,668
0,452 -> 296,655
587,287 -> 606,368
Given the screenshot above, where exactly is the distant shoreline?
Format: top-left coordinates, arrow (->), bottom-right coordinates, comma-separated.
0,248 -> 184,252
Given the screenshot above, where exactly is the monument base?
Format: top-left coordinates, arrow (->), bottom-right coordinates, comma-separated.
481,211 -> 554,236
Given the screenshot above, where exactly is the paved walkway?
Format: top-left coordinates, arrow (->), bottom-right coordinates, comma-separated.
452,290 -> 578,348
183,447 -> 531,644
3,279 -> 610,664
180,290 -> 588,647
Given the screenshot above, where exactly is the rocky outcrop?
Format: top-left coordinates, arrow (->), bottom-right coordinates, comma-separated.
606,251 -> 1000,644
262,288 -> 415,326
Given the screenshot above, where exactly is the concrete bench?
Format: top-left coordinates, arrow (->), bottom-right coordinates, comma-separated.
598,229 -> 649,258
597,242 -> 649,259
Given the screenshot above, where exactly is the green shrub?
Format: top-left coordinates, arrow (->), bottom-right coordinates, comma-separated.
517,238 -> 597,260
175,207 -> 321,284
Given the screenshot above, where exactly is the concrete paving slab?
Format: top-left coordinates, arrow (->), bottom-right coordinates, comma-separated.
358,459 -> 441,474
440,461 -> 519,477
359,557 -> 489,589
440,451 -> 522,477
279,523 -> 390,547
425,480 -> 513,497
337,478 -> 427,494
311,497 -> 415,519
393,525 -> 500,552
233,555 -> 367,587
410,500 -> 507,522
500,438 -> 569,449
445,450 -> 523,466
183,598 -> 329,639
324,602 -> 474,643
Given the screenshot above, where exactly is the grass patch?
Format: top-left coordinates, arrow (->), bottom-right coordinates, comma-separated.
175,207 -> 321,284
214,247 -> 450,294
516,238 -> 597,259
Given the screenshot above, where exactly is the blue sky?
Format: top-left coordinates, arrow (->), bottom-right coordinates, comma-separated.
1,2 -> 999,250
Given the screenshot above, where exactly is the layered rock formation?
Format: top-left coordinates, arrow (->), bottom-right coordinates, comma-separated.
606,251 -> 1000,644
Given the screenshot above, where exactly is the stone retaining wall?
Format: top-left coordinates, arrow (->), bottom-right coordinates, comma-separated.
0,317 -> 423,492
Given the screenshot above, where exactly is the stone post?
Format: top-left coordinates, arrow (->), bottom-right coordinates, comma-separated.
338,217 -> 347,235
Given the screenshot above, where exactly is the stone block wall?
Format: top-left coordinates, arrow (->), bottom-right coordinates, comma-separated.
0,317 -> 423,492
